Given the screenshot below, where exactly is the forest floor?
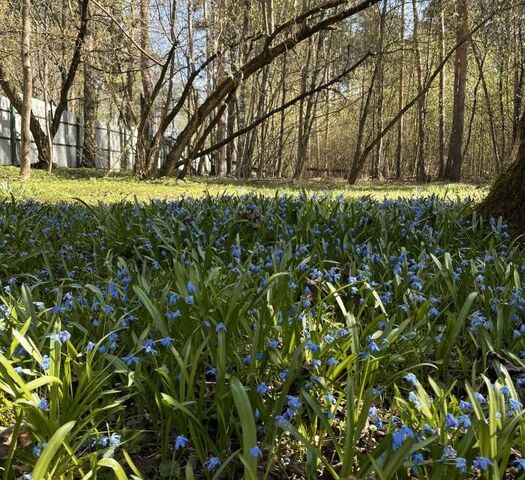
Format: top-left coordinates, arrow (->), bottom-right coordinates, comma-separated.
0,166 -> 486,203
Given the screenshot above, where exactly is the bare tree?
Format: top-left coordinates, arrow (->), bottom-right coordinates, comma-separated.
20,0 -> 32,180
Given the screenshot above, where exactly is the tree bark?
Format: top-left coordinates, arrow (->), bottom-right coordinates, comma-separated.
20,0 -> 32,180
444,0 -> 469,181
478,104 -> 525,230
437,0 -> 446,179
412,0 -> 426,182
82,2 -> 97,168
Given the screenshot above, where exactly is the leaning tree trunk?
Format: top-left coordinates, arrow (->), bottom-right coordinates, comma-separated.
478,106 -> 525,230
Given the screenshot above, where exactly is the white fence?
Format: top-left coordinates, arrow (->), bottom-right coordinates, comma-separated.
0,95 -> 140,170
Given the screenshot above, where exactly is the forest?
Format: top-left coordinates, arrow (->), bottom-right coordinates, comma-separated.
1,0 -> 523,184
1,1 -> 525,479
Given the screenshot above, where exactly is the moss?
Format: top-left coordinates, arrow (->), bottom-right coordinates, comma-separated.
0,166 -> 484,204
477,158 -> 525,232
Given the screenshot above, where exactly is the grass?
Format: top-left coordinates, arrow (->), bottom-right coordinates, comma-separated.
0,170 -> 523,479
0,166 -> 486,203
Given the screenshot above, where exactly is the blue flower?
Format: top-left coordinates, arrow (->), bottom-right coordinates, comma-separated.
444,413 -> 458,430
459,400 -> 472,412
256,383 -> 269,395
187,282 -> 197,293
455,457 -> 467,473
473,456 -> 492,471
160,337 -> 173,347
474,392 -> 486,404
38,398 -> 49,411
509,398 -> 523,412
166,310 -> 181,320
274,415 -> 288,427
327,357 -> 339,366
286,395 -> 302,410
391,425 -> 415,450
457,415 -> 471,429
40,355 -> 50,371
408,392 -> 421,410
412,452 -> 424,465
204,456 -> 221,471
215,322 -> 227,333
123,354 -> 139,366
109,433 -> 121,448
249,445 -> 263,458
514,459 -> 525,471
142,339 -> 157,355
305,341 -> 320,352
403,373 -> 418,387
174,434 -> 189,450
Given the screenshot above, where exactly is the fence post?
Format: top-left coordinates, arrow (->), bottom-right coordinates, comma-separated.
76,116 -> 82,167
106,123 -> 111,169
10,105 -> 17,165
122,126 -> 127,171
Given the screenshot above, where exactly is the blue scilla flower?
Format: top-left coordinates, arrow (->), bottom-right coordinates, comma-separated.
412,452 -> 424,465
444,413 -> 458,430
167,292 -> 179,305
215,322 -> 227,333
204,456 -> 221,471
249,445 -> 263,458
160,337 -> 173,347
32,442 -> 47,457
40,355 -> 50,371
257,383 -> 269,395
174,434 -> 189,450
187,282 -> 197,293
305,341 -> 320,352
459,400 -> 473,412
38,398 -> 49,411
408,392 -> 421,410
392,425 -> 415,450
142,339 -> 157,355
509,398 -> 523,412
514,459 -> 525,471
403,373 -> 418,387
166,310 -> 181,321
327,357 -> 339,366
109,433 -> 121,448
286,395 -> 302,410
455,457 -> 467,473
474,392 -> 487,404
457,415 -> 471,429
473,456 -> 492,471
123,354 -> 139,366
274,415 -> 288,427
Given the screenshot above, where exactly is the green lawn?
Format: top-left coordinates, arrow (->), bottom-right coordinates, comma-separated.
0,166 -> 486,203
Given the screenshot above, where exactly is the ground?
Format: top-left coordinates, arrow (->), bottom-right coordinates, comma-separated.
1,169 -> 523,480
0,166 -> 485,203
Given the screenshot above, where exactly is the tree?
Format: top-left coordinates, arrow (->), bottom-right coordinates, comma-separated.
20,0 -> 32,180
444,0 -> 469,181
478,104 -> 525,230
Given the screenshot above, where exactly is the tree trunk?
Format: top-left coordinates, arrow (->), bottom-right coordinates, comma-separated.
412,0 -> 426,182
445,0 -> 468,181
20,0 -> 32,181
478,104 -> 525,229
82,3 -> 97,168
395,0 -> 404,180
437,0 -> 446,179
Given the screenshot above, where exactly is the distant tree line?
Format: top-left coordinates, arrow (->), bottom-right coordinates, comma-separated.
1,0 -> 524,186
